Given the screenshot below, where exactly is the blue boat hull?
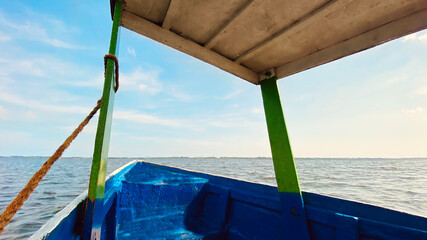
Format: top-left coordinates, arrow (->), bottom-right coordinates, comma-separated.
30,161 -> 427,239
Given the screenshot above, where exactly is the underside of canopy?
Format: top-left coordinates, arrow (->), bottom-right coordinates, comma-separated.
111,0 -> 427,84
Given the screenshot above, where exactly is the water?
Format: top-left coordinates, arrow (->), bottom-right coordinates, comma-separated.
0,157 -> 426,239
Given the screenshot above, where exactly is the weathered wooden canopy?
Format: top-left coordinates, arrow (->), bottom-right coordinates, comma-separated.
111,0 -> 427,84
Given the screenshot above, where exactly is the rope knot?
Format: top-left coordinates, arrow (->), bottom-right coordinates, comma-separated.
104,54 -> 119,93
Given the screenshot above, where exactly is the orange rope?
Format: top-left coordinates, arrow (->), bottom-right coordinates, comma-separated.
104,54 -> 119,92
0,99 -> 101,234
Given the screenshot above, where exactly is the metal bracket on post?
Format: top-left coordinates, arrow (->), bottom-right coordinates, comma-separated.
259,68 -> 277,82
83,1 -> 122,239
260,76 -> 310,239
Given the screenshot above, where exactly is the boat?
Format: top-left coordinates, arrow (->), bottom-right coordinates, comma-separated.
3,0 -> 427,239
30,160 -> 427,239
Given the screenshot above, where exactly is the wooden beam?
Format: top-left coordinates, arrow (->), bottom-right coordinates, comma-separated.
204,0 -> 254,50
121,10 -> 259,84
162,0 -> 181,30
234,0 -> 340,64
274,9 -> 427,80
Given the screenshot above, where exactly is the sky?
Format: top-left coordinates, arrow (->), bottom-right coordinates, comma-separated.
0,1 -> 426,158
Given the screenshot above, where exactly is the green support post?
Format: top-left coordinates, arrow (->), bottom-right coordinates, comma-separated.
260,76 -> 310,239
83,1 -> 122,239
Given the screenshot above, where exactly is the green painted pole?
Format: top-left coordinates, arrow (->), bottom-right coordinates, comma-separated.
260,76 -> 300,193
83,1 -> 122,239
260,76 -> 310,239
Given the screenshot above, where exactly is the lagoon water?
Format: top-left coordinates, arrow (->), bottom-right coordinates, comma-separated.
0,156 -> 426,239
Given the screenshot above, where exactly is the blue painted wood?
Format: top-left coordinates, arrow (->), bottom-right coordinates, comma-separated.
302,191 -> 427,231
335,213 -> 359,240
32,161 -> 427,240
30,161 -> 137,240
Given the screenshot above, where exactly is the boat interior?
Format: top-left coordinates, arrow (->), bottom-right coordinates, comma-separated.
32,161 -> 427,240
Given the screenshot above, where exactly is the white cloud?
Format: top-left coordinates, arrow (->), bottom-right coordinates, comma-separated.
65,71 -> 104,88
120,67 -> 162,94
195,108 -> 265,130
0,103 -> 38,121
0,58 -> 45,77
113,110 -> 182,127
127,47 -> 136,57
386,74 -> 406,84
207,120 -> 233,128
419,33 -> 427,41
22,111 -> 38,121
45,38 -> 79,49
402,33 -> 417,42
0,105 -> 10,119
113,104 -> 264,130
402,107 -> 424,114
0,13 -> 82,49
221,89 -> 242,100
0,55 -> 88,82
166,87 -> 195,102
251,107 -> 263,115
0,90 -> 92,115
68,67 -> 198,102
402,32 -> 427,44
0,131 -> 30,147
0,31 -> 11,41
414,86 -> 427,95
65,66 -> 164,94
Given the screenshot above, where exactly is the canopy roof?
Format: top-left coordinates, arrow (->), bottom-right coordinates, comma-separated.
111,0 -> 427,84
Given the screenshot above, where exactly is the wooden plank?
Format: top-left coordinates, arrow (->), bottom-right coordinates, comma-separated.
158,0 -> 248,44
161,0 -> 181,30
274,9 -> 427,80
209,0 -> 330,61
234,0 -> 339,64
240,0 -> 426,72
204,0 -> 254,49
123,0 -> 170,25
121,10 -> 259,84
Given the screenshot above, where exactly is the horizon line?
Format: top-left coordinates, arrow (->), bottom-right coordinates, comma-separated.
1,155 -> 427,159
